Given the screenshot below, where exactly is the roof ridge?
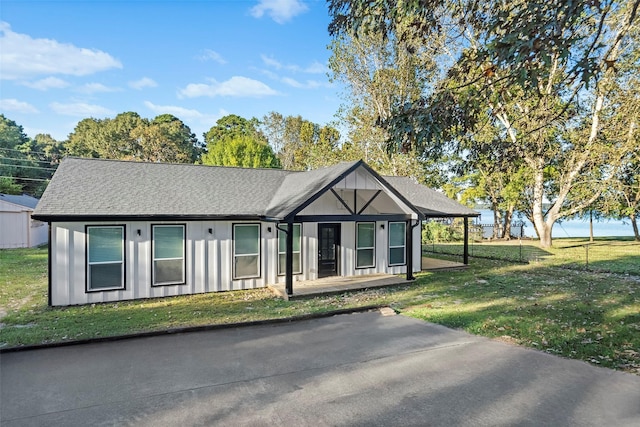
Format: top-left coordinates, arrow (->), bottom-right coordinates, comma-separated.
63,156 -> 293,174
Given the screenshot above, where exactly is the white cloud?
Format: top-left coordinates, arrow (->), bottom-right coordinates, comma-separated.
0,98 -> 39,113
261,54 -> 327,74
129,77 -> 158,90
76,83 -> 120,94
179,76 -> 278,98
198,49 -> 227,64
304,61 -> 328,74
0,21 -> 122,79
143,101 -> 216,121
49,102 -> 114,117
21,76 -> 70,90
281,77 -> 328,89
261,54 -> 283,69
250,0 -> 308,24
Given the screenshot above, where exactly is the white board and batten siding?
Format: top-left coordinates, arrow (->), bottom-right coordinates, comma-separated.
51,221 -> 271,306
50,218 -> 421,306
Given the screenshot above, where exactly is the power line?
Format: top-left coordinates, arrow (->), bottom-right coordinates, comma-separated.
0,156 -> 59,165
0,175 -> 50,182
0,147 -> 53,156
0,163 -> 57,172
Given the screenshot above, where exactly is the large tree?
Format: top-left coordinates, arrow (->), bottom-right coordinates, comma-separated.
261,112 -> 341,170
201,135 -> 280,169
66,112 -> 201,163
0,115 -> 60,196
328,24 -> 441,181
329,0 -> 640,247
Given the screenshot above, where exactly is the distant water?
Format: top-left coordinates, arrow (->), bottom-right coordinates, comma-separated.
474,209 -> 638,238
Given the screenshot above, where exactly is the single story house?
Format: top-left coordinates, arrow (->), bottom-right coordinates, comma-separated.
33,157 -> 477,306
0,193 -> 48,249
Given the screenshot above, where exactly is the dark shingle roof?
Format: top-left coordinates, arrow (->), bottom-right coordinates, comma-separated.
384,176 -> 479,217
34,157 -> 290,219
33,157 -> 477,220
265,161 -> 360,218
0,193 -> 39,210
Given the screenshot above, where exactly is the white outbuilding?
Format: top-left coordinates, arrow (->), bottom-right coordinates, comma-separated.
0,193 -> 48,249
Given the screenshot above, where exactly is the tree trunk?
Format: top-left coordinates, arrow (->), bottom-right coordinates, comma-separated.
589,210 -> 594,243
503,208 -> 514,240
631,213 -> 640,242
491,204 -> 502,239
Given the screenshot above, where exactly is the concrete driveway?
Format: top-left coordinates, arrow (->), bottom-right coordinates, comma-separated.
2,311 -> 639,426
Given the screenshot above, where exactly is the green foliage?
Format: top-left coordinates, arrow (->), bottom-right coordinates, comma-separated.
422,221 -> 463,243
201,135 -> 281,169
204,114 -> 264,146
66,112 -> 201,163
0,115 -> 61,196
261,112 -> 341,170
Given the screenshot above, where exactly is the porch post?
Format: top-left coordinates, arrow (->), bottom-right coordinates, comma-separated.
463,217 -> 469,265
406,220 -> 414,280
285,221 -> 294,296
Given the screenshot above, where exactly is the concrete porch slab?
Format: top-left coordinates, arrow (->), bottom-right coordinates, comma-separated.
268,273 -> 413,300
421,256 -> 469,271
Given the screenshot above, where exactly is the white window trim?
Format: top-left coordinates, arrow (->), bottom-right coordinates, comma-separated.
278,223 -> 302,275
388,221 -> 406,266
152,224 -> 186,286
233,223 -> 261,279
86,225 -> 125,292
356,222 -> 376,269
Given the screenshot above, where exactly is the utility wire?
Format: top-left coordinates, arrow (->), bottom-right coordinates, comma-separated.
0,156 -> 59,165
0,163 -> 57,171
0,175 -> 50,182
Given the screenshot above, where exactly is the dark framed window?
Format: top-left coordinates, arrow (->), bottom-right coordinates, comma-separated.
278,223 -> 302,275
356,222 -> 375,268
388,222 -> 406,266
233,223 -> 261,279
86,225 -> 125,292
152,224 -> 186,286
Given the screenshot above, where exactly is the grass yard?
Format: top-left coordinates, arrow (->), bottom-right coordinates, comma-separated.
1,244 -> 638,375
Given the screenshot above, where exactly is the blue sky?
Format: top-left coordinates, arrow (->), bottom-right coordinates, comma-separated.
0,0 -> 342,142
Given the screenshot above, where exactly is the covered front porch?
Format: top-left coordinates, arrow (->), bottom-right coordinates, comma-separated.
269,257 -> 467,300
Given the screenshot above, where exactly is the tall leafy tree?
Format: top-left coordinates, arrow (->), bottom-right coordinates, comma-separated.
329,0 -> 640,247
260,112 -> 341,170
201,135 -> 280,169
66,112 -> 201,163
0,115 -> 59,196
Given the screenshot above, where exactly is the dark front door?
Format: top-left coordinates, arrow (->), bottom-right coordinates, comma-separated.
318,223 -> 340,278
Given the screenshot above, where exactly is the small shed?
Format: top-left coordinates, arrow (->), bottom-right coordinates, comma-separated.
0,193 -> 48,249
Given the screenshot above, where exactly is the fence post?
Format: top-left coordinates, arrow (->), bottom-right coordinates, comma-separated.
519,238 -> 523,263
584,244 -> 589,270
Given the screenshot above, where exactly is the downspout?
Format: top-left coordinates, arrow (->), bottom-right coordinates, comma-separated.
276,223 -> 294,297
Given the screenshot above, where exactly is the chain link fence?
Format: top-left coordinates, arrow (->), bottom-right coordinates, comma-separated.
422,220 -> 640,276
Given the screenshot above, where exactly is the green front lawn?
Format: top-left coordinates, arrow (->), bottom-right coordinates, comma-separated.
1,245 -> 638,375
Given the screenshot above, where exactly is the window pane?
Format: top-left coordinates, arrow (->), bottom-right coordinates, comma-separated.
293,252 -> 301,273
278,224 -> 301,253
154,226 -> 184,259
154,259 -> 184,284
293,224 -> 301,252
90,263 -> 122,289
235,225 -> 259,255
235,255 -> 259,278
278,253 -> 286,275
390,247 -> 405,265
88,227 -> 122,263
357,248 -> 374,268
278,229 -> 286,253
357,223 -> 375,248
389,222 -> 406,247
